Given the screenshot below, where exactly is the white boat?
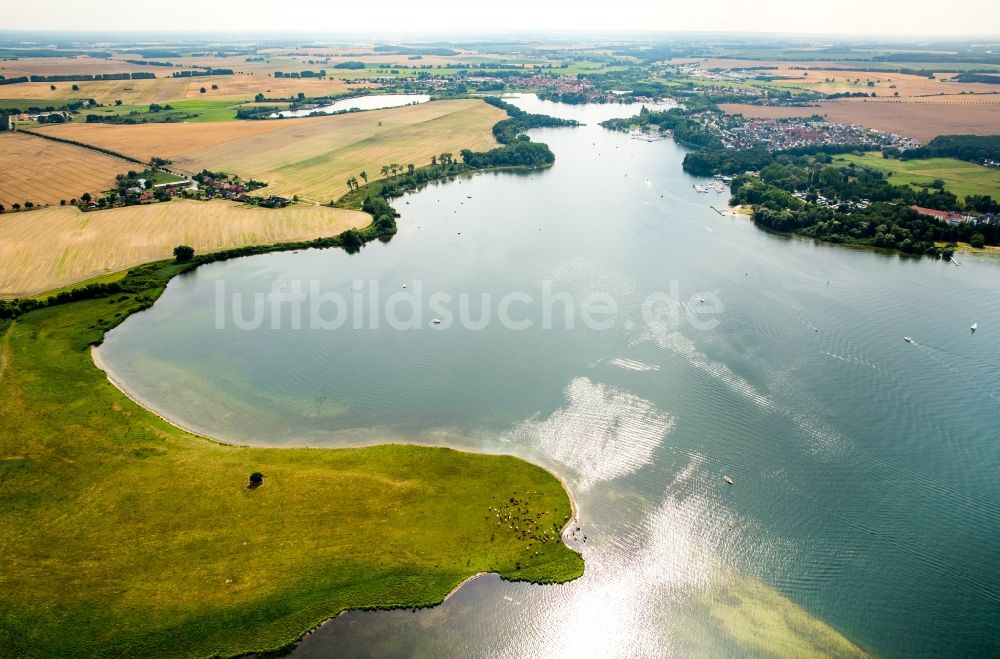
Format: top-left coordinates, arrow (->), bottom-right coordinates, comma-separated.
971,323 -> 978,333
693,184 -> 708,193
903,336 -> 913,343
723,475 -> 734,485
432,318 -> 442,325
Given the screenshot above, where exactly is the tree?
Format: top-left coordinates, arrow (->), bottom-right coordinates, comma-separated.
407,163 -> 415,175
375,214 -> 397,234
0,204 -> 5,213
248,472 -> 264,488
50,85 -> 56,91
340,228 -> 363,253
24,201 -> 34,209
254,92 -> 265,102
12,203 -> 21,211
430,155 -> 437,167
81,192 -> 92,203
211,84 -> 218,90
380,165 -> 390,178
199,87 -> 206,94
71,84 -> 80,91
970,232 -> 986,249
173,245 -> 195,262
359,171 -> 367,184
115,99 -> 123,106
965,194 -> 1000,214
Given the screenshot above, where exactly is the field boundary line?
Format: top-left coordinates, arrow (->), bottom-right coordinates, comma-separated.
0,320 -> 14,387
16,128 -> 147,166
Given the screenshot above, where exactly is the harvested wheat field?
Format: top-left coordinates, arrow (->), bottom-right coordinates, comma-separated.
719,100 -> 1000,142
0,199 -> 368,297
174,74 -> 360,100
0,73 -> 364,105
768,68 -> 1000,98
0,55 -> 176,78
0,76 -> 193,104
689,59 -> 1000,99
0,132 -> 133,208
38,98 -> 505,202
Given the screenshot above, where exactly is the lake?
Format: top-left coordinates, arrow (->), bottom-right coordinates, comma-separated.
270,93 -> 429,118
96,95 -> 1000,657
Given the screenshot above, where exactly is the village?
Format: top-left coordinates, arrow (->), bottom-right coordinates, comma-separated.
73,168 -> 288,212
713,112 -> 920,152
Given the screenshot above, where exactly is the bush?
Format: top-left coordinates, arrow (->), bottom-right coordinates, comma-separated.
970,233 -> 986,249
375,214 -> 397,234
173,245 -> 195,262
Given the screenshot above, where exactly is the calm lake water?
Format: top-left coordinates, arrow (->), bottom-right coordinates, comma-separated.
96,95 -> 1000,658
271,93 -> 429,118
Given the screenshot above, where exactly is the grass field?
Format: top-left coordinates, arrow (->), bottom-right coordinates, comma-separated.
0,271 -> 582,657
75,98 -> 250,123
0,199 -> 369,297
833,152 -> 1000,200
37,98 -> 505,202
0,132 -> 134,208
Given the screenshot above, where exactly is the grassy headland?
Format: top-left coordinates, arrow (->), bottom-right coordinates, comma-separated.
0,257 -> 583,658
0,98 -> 584,657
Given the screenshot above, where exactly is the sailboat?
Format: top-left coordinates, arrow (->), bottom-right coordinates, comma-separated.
971,322 -> 978,333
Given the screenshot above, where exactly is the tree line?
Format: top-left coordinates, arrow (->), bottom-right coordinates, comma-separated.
893,135 -> 1000,164
27,73 -> 155,82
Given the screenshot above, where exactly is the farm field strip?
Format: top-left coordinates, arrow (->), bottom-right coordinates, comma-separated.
0,73 -> 365,106
0,55 -> 175,77
0,132 -> 134,207
0,199 -> 369,297
718,101 -> 1000,142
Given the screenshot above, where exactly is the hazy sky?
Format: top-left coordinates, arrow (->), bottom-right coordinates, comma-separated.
5,0 -> 998,37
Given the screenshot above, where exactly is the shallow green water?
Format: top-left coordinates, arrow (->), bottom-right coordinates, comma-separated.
97,96 -> 1000,657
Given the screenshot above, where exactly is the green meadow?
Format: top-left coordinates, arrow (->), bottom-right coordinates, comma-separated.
0,259 -> 582,658
71,98 -> 247,123
834,152 -> 1000,201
